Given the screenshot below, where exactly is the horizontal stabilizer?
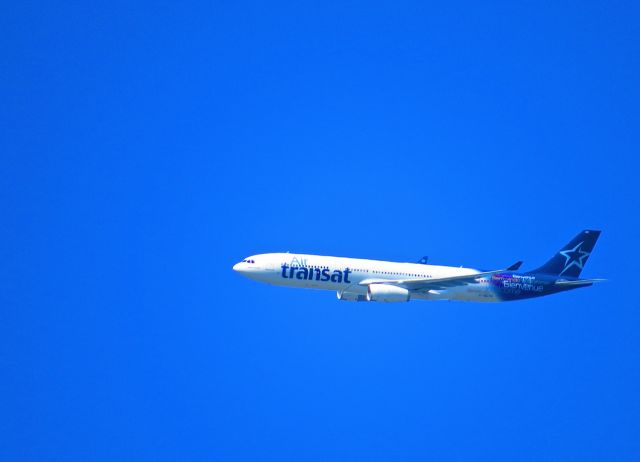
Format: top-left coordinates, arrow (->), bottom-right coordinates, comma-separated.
555,278 -> 606,286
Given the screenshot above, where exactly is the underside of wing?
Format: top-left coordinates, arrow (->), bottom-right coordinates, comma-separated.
359,265 -> 518,292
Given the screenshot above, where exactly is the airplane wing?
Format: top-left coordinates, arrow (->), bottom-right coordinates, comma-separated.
359,264 -> 519,292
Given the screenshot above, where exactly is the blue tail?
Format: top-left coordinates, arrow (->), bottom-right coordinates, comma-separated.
528,230 -> 601,278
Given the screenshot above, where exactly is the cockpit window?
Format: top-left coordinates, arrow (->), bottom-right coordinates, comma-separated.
242,259 -> 255,264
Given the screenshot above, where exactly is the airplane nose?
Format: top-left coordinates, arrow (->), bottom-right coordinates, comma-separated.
233,262 -> 242,272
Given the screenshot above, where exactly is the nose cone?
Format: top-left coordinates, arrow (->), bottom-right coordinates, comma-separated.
233,262 -> 242,272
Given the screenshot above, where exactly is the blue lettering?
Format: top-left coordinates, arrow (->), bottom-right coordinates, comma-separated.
331,270 -> 343,283
343,268 -> 352,284
296,267 -> 309,280
281,264 -> 353,285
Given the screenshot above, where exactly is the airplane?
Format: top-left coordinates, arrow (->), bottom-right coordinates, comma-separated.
232,230 -> 604,302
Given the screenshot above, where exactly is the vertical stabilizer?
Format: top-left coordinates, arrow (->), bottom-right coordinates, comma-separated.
529,230 -> 601,278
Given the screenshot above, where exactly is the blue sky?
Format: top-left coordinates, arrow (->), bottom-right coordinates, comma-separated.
3,1 -> 640,460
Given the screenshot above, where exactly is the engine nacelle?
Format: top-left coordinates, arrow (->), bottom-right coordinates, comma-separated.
337,290 -> 368,302
366,284 -> 410,302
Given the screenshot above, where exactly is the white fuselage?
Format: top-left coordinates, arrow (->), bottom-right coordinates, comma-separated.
233,253 -> 500,302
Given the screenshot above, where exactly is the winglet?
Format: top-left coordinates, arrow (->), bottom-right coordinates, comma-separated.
507,261 -> 523,271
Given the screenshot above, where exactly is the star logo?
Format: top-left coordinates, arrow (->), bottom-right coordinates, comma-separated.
559,241 -> 590,276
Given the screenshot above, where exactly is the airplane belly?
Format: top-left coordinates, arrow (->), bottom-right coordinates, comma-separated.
442,285 -> 500,303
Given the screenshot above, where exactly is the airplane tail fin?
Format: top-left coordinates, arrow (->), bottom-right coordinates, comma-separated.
529,230 -> 601,278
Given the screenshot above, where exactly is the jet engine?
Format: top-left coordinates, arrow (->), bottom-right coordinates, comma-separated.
336,290 -> 367,302
366,284 -> 410,302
